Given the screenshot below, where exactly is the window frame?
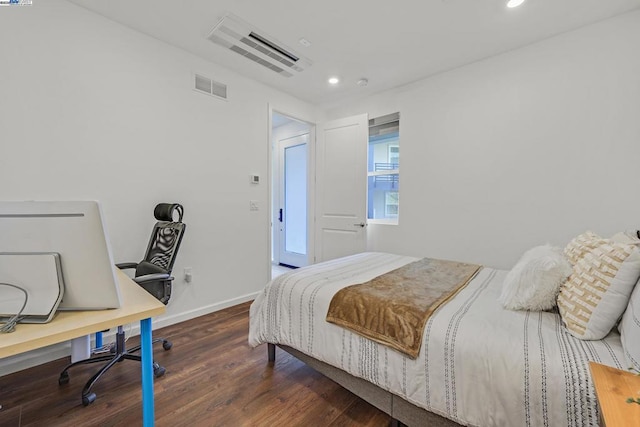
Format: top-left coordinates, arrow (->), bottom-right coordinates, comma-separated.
367,113 -> 400,225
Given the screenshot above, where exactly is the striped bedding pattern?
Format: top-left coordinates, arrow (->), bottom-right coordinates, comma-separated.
249,252 -> 626,427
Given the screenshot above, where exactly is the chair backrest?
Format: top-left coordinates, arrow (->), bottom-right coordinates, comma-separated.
142,203 -> 186,275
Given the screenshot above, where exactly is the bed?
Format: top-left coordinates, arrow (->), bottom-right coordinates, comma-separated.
249,252 -> 628,426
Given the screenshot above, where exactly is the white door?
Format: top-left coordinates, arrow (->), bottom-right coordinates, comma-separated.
277,134 -> 309,267
315,114 -> 368,262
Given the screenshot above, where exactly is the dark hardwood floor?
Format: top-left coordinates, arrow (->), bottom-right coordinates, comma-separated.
0,302 -> 391,427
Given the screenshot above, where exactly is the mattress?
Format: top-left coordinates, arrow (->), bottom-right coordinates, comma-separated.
249,252 -> 626,426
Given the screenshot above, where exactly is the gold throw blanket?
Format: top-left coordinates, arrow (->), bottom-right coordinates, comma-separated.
326,258 -> 482,359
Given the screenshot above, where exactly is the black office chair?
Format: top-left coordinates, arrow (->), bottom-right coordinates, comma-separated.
58,203 -> 186,406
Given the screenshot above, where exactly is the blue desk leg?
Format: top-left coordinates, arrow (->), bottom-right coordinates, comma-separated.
140,318 -> 155,427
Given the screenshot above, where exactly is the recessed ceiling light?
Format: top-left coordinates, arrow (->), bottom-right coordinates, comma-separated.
328,77 -> 340,85
357,78 -> 369,87
507,0 -> 525,8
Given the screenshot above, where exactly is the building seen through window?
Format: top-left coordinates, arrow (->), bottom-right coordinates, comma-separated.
367,112 -> 399,223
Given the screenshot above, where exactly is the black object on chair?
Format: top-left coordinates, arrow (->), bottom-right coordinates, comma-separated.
58,203 -> 186,406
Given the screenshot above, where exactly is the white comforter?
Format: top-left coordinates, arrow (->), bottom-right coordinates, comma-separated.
249,252 -> 625,427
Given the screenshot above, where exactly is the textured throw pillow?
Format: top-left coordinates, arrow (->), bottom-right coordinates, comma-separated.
563,231 -> 607,266
618,279 -> 640,369
557,241 -> 640,340
499,245 -> 573,311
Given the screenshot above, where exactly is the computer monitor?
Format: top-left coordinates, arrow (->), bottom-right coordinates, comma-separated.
0,200 -> 121,310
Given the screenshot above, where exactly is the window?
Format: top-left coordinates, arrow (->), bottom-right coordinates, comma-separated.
384,191 -> 399,216
388,145 -> 399,165
367,112 -> 399,223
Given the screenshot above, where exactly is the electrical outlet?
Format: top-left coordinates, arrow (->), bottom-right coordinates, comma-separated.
184,267 -> 193,283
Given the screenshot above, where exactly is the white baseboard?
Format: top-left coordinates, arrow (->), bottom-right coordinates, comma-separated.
0,291 -> 259,377
152,291 -> 259,331
0,342 -> 72,377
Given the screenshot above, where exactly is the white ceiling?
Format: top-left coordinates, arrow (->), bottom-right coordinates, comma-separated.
68,0 -> 640,108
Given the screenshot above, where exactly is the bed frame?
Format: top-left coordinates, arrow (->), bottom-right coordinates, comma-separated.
268,343 -> 460,427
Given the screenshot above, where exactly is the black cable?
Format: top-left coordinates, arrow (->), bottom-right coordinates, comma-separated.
0,282 -> 28,333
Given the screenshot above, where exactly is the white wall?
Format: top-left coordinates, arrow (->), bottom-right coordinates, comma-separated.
0,0 -> 319,373
327,10 -> 640,270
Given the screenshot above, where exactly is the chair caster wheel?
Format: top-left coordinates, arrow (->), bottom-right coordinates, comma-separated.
162,341 -> 172,351
82,393 -> 96,406
153,363 -> 166,378
58,373 -> 69,385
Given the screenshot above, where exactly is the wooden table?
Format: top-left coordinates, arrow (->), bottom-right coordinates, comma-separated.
590,362 -> 640,426
0,269 -> 165,426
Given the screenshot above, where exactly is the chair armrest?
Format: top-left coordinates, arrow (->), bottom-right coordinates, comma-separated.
116,262 -> 139,270
133,273 -> 173,284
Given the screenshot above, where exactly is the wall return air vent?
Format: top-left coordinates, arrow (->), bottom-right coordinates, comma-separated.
194,73 -> 227,100
207,13 -> 312,78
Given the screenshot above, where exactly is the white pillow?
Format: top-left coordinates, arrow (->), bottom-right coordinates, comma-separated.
611,230 -> 640,246
499,245 -> 572,311
619,278 -> 640,370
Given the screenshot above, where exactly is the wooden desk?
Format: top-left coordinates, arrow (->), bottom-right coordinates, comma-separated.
0,270 -> 165,426
590,362 -> 640,426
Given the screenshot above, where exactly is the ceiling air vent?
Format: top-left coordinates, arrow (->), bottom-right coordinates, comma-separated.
207,13 -> 312,78
194,73 -> 227,100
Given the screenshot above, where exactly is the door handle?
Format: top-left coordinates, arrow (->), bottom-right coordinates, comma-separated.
353,222 -> 366,228
279,208 -> 283,223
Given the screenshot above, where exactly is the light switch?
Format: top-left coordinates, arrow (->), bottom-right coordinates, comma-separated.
249,200 -> 259,211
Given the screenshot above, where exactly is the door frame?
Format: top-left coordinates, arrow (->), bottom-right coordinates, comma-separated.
267,105 -> 316,277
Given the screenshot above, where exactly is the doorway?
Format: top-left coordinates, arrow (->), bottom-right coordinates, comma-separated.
271,112 -> 312,269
